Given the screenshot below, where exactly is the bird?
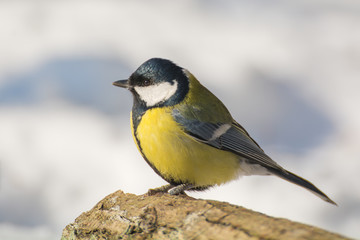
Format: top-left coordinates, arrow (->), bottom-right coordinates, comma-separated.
113,57 -> 336,205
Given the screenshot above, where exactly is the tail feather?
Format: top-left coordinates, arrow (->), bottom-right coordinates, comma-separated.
268,168 -> 337,205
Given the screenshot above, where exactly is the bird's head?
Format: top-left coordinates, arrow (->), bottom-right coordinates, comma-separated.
113,58 -> 189,108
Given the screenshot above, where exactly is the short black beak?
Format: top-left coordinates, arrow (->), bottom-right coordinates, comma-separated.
113,79 -> 129,88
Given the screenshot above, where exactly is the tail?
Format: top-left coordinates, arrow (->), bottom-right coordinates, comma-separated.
268,168 -> 337,205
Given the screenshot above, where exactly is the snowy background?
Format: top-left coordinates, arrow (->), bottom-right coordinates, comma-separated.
1,0 -> 360,239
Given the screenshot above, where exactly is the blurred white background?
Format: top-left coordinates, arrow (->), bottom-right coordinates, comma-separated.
0,0 -> 359,239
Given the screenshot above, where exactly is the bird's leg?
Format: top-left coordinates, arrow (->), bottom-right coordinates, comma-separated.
148,183 -> 195,195
168,183 -> 194,195
147,184 -> 174,195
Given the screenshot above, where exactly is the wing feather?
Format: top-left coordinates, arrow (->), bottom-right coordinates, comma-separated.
172,109 -> 285,171
172,109 -> 337,204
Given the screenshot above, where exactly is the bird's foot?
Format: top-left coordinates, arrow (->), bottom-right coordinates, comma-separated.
168,183 -> 194,195
147,184 -> 174,196
147,183 -> 195,196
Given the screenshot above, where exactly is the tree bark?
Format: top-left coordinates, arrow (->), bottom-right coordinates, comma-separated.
61,190 -> 349,240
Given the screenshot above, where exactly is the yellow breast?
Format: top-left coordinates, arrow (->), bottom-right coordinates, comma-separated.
132,107 -> 240,187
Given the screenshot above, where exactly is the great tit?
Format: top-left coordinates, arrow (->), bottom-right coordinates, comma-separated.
113,58 -> 336,205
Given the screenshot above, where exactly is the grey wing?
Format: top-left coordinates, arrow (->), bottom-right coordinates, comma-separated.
172,110 -> 337,204
172,109 -> 285,172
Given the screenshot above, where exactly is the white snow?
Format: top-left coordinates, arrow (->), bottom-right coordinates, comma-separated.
0,0 -> 359,238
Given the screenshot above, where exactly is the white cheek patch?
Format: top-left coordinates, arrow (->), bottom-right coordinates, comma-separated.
134,80 -> 178,107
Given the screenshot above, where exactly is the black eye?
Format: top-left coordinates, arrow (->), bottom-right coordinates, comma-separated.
142,79 -> 151,86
